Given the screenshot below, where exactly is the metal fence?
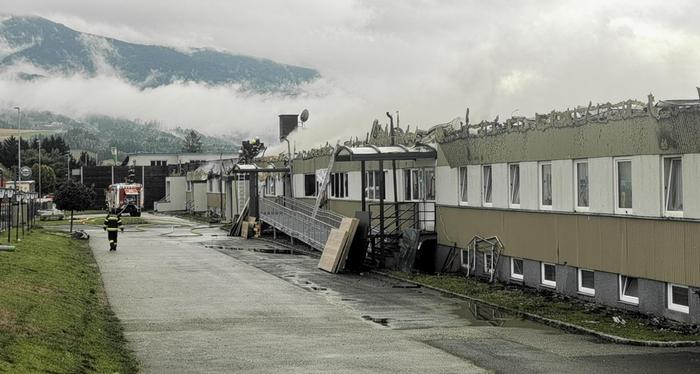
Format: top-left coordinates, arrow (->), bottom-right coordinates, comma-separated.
0,199 -> 40,242
259,196 -> 342,251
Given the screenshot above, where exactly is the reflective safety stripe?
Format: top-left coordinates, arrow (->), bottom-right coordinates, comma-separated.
109,240 -> 114,243
106,228 -> 120,231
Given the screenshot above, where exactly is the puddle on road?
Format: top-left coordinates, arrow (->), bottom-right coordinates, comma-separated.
451,300 -> 553,331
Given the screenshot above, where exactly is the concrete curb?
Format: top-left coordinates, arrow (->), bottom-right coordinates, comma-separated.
374,271 -> 700,347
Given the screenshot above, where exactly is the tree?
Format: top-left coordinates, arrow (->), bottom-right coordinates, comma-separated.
31,164 -> 56,195
78,151 -> 97,167
182,130 -> 202,153
54,180 -> 96,232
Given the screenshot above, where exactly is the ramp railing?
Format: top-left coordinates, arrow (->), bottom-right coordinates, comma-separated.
259,197 -> 342,251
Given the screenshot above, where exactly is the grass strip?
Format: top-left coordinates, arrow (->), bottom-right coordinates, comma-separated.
0,230 -> 138,373
390,271 -> 700,343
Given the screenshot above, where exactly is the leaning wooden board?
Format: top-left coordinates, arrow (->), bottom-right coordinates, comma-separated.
318,228 -> 349,272
318,217 -> 359,273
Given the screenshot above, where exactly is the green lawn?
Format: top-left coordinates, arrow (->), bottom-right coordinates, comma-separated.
0,230 -> 138,373
392,272 -> 700,342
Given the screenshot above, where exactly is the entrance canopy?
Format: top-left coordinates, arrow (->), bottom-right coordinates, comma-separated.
231,164 -> 290,173
334,144 -> 437,162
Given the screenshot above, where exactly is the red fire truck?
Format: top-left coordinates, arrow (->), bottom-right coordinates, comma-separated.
106,183 -> 143,216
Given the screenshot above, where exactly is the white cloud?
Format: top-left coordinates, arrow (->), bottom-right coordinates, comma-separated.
0,0 -> 699,154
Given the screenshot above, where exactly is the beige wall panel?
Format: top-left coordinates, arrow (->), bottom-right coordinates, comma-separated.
555,216 -> 579,266
624,219 -> 657,279
328,200 -> 362,218
683,222 -> 700,287
652,221 -> 686,284
502,211 -> 557,262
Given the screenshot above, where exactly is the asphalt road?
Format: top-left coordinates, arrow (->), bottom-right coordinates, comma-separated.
88,214 -> 700,373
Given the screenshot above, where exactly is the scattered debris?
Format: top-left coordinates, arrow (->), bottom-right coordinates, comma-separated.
71,230 -> 90,240
612,316 -> 627,325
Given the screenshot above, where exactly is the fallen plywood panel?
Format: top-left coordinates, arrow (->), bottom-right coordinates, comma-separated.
318,228 -> 349,272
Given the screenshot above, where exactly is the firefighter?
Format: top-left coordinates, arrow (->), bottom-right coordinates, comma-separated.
103,212 -> 124,251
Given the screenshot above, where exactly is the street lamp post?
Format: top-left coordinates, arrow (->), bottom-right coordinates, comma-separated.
14,107 -> 20,184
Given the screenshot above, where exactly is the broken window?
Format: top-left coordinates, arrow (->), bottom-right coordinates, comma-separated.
619,275 -> 639,304
663,157 -> 682,214
616,160 -> 632,212
540,162 -> 552,208
667,283 -> 689,313
509,164 -> 520,206
541,262 -> 556,287
459,167 -> 468,204
575,160 -> 589,209
511,258 -> 524,280
304,174 -> 316,197
482,165 -> 492,205
578,269 -> 595,296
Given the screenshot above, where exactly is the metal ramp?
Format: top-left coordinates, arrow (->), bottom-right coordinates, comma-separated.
259,196 -> 344,251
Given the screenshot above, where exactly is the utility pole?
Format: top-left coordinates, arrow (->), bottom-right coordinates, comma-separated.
38,138 -> 41,196
14,107 -> 21,184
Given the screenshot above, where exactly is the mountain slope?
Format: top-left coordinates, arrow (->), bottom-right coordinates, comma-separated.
0,16 -> 320,91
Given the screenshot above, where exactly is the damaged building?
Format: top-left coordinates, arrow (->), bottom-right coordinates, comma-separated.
158,93 -> 700,324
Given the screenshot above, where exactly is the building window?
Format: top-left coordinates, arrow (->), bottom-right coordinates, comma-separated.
539,162 -> 552,209
365,171 -> 385,200
186,181 -> 192,192
482,165 -> 492,206
578,269 -> 595,296
459,167 -> 468,204
667,283 -> 689,314
304,174 -> 316,197
208,178 -> 220,193
541,262 -> 556,287
404,168 -> 435,201
150,160 -> 167,166
483,253 -> 494,274
615,159 -> 633,213
575,160 -> 589,211
619,275 -> 639,305
330,172 -> 349,198
663,157 -> 682,216
510,258 -> 524,280
509,164 -> 520,207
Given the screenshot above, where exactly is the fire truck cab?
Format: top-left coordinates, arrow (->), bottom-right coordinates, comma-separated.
106,183 -> 143,216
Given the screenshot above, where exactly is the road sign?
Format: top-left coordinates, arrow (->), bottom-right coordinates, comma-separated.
20,166 -> 31,178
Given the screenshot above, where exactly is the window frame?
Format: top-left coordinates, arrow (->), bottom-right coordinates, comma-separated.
186,180 -> 192,192
264,175 -> 276,196
667,283 -> 690,314
510,257 -> 524,280
509,163 -> 520,208
404,168 -> 436,202
304,174 -> 317,197
662,156 -> 683,218
539,162 -> 553,210
614,158 -> 633,215
482,165 -> 493,207
577,268 -> 595,296
458,166 -> 468,205
541,262 -> 556,288
574,159 -> 590,212
365,170 -> 386,201
329,172 -> 349,199
619,275 -> 639,305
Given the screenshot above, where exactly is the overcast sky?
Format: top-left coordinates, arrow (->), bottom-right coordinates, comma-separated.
2,0 -> 700,150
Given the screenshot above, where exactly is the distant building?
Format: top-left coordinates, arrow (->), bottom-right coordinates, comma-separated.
124,152 -> 237,167
6,180 -> 36,193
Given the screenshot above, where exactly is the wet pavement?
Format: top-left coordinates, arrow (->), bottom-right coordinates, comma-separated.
87,214 -> 700,373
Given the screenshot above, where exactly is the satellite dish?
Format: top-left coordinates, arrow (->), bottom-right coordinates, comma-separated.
300,109 -> 309,124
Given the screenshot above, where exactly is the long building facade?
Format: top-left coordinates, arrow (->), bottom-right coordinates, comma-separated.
261,96 -> 700,324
